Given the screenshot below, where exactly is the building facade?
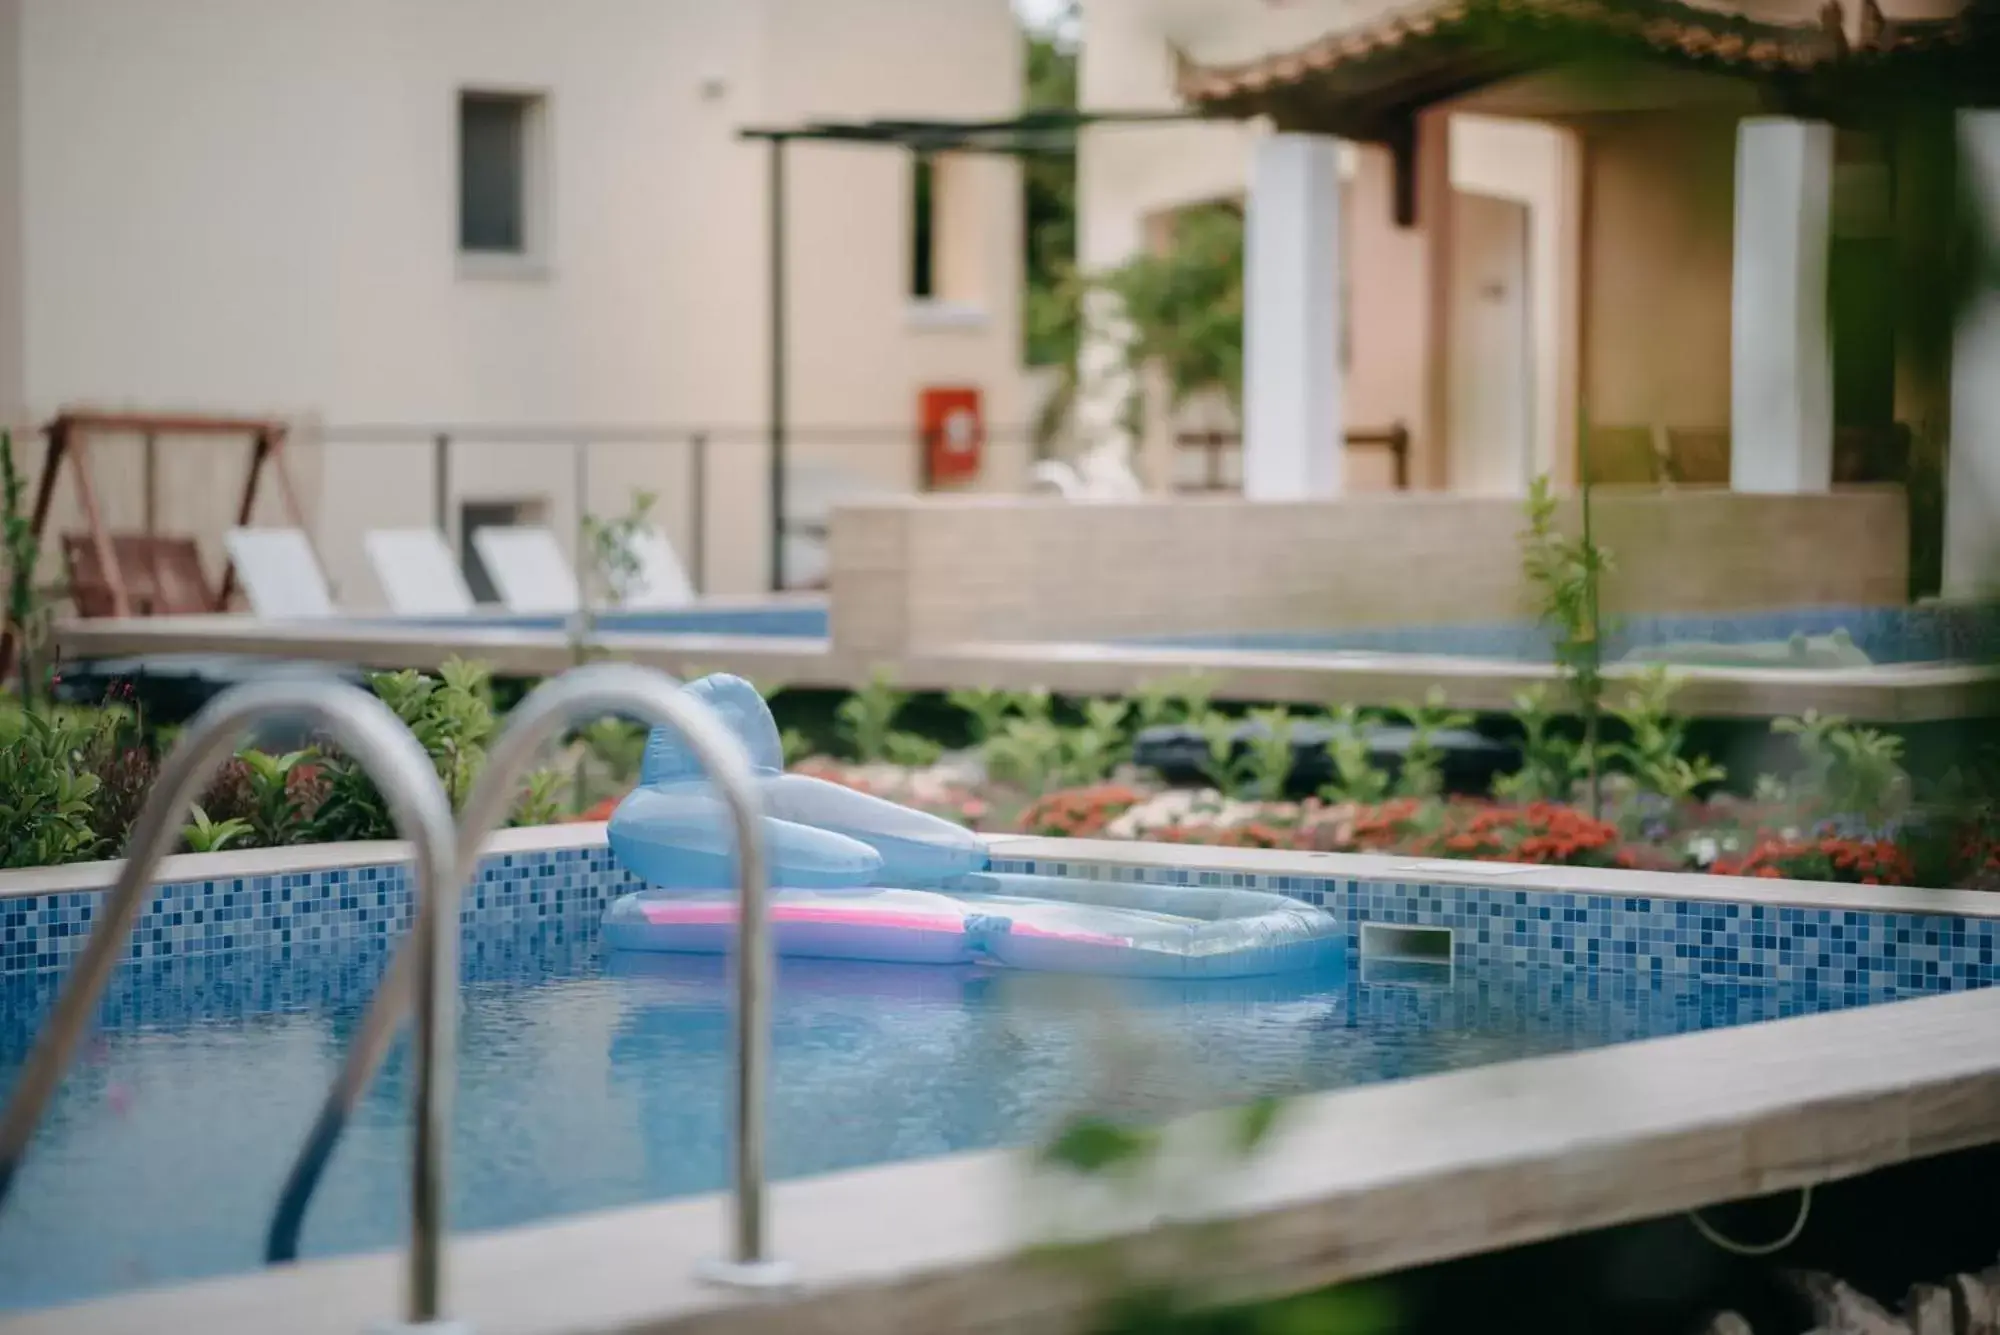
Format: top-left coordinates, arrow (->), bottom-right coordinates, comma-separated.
0,0 -> 1028,602
1077,0 -> 1998,600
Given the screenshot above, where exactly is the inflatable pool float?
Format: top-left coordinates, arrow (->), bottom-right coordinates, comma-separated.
600,675 -> 1344,979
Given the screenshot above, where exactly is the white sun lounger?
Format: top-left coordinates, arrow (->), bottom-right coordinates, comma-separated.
222,527 -> 337,620
622,528 -> 696,609
363,528 -> 476,616
471,525 -> 580,615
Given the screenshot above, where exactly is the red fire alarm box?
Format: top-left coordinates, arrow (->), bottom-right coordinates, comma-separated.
919,386 -> 983,487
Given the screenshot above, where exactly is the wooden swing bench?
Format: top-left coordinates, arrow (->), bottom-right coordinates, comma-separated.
0,410 -> 309,678
59,532 -> 216,618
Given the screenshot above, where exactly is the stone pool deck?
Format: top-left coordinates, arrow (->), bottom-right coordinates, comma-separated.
52,615 -> 2000,721
6,836 -> 2000,1333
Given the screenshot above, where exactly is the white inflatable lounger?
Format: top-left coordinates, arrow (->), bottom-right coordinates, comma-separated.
601,876 -> 1344,979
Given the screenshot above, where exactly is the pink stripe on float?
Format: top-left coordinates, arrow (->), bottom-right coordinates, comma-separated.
638,903 -> 969,935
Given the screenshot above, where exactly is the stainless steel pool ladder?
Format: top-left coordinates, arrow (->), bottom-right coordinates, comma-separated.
264,662 -> 789,1331
0,678 -> 460,1308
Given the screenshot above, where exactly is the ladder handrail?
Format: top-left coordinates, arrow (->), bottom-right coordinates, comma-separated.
267,663 -> 788,1321
0,680 -> 459,1296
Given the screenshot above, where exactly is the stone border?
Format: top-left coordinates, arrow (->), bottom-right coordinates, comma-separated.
50,619 -> 1997,721
0,822 -> 609,902
991,835 -> 2000,921
7,827 -> 1985,921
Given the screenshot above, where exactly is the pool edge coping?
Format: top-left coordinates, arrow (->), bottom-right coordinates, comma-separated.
8,828 -> 1995,925
986,835 -> 2000,921
0,824 -> 611,900
49,619 -> 1996,723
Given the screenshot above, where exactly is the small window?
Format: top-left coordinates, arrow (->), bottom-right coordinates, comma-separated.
910,154 -> 937,299
907,153 -> 984,316
458,90 -> 544,258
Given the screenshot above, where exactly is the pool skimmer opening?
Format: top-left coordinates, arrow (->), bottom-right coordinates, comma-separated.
1359,924 -> 1455,985
1361,923 -> 1454,963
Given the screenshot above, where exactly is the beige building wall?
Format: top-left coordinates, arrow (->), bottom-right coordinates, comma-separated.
0,0 -> 1024,605
1342,145 -> 1430,492
0,0 -> 19,432
762,0 -> 1027,499
1571,110 -> 1742,441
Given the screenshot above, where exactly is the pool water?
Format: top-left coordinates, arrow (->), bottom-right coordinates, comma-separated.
395,602 -> 829,639
0,937 -> 1883,1311
1126,603 -> 1999,667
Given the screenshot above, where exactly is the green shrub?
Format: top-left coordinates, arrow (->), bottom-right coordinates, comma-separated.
986,712 -> 1072,794
1129,671 -> 1223,733
236,748 -> 318,847
1769,710 -> 1908,823
577,717 -> 648,785
1492,685 -> 1583,804
882,731 -> 945,769
1319,705 -> 1390,805
1234,707 -> 1298,802
946,687 -> 1026,745
1605,667 -> 1725,804
1521,472 -> 1613,812
508,769 -> 569,828
972,690 -> 1137,793
182,806 -> 253,854
309,657 -> 559,840
1063,697 -> 1133,786
836,669 -> 909,763
0,711 -> 104,869
1392,688 -> 1473,800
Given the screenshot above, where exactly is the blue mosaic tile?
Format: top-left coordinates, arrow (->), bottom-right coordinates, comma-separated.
988,855 -> 2000,996
0,845 -> 644,975
8,843 -> 2000,1002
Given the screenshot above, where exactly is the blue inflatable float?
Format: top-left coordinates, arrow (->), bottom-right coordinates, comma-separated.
601,674 -> 1343,978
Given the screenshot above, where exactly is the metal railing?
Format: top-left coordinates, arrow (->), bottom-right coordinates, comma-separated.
266,662 -> 785,1326
313,422 -> 1041,595
0,678 -> 459,1303
0,663 -> 781,1332
1173,423 -> 1413,491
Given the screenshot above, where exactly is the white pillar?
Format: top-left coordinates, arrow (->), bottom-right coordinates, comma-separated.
1730,117 -> 1835,493
1243,132 -> 1343,500
1944,110 -> 2000,598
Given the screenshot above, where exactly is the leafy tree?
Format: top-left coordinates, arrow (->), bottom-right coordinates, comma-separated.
1023,2 -> 1080,372
1098,203 -> 1244,410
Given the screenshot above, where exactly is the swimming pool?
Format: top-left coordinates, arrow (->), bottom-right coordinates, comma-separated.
1123,602 -> 2000,667
0,935 -> 1900,1311
3,834 -> 1996,1312
387,600 -> 829,640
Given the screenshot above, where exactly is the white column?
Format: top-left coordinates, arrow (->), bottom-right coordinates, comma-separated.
1243,132 -> 1343,500
1069,188 -> 1142,491
1730,117 -> 1835,493
1944,109 -> 2000,598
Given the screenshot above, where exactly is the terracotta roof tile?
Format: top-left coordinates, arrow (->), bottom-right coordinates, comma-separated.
1177,0 -> 1968,105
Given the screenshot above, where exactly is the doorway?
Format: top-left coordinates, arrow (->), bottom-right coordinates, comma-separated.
1448,190 -> 1534,495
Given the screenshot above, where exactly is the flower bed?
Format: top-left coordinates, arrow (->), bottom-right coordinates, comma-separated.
7,655 -> 1998,893
763,753 -> 1994,890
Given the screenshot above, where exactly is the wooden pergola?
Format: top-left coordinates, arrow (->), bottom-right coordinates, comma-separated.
1174,0 -> 1985,225
0,410 -> 313,679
